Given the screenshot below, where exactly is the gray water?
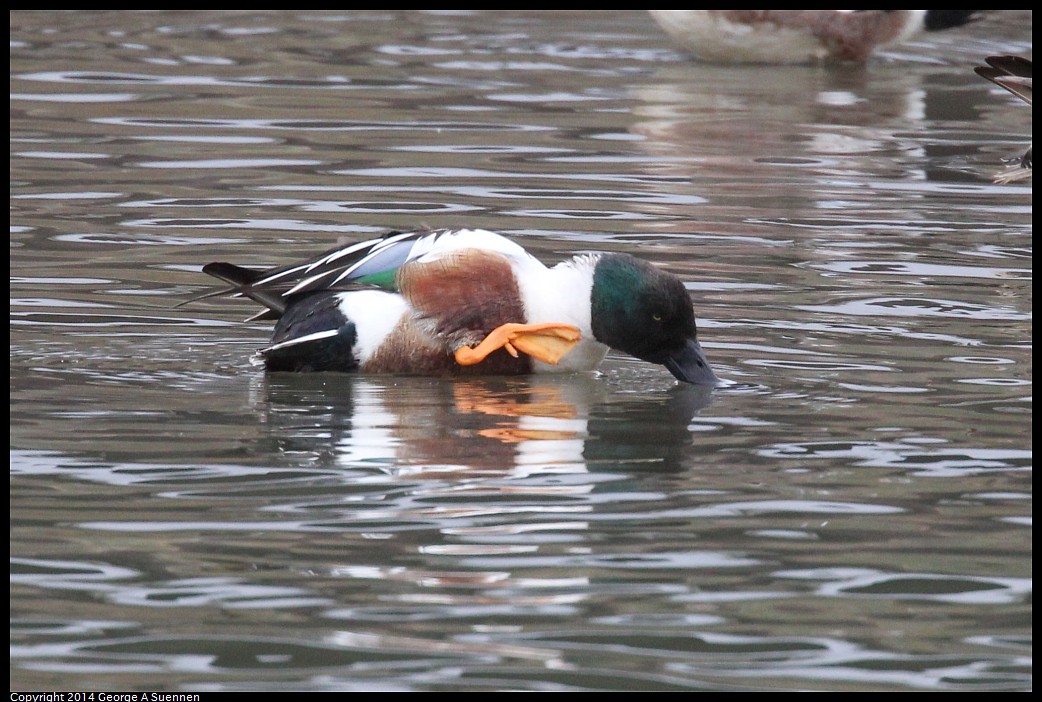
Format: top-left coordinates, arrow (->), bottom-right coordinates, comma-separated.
10,11 -> 1031,692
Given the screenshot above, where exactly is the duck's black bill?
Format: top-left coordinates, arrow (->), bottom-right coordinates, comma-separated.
664,339 -> 717,386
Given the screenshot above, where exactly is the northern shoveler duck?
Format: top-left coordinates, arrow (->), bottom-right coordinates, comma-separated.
194,229 -> 717,385
975,55 -> 1032,183
648,10 -> 980,64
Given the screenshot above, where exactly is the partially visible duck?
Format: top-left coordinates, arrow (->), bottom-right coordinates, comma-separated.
194,229 -> 717,385
648,10 -> 980,64
975,55 -> 1032,183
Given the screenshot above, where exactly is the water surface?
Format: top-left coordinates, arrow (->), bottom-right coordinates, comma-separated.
10,10 -> 1032,691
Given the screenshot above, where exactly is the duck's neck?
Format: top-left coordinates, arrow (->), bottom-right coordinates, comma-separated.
516,253 -> 600,335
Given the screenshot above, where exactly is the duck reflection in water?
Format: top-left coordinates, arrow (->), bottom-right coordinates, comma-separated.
253,373 -> 715,477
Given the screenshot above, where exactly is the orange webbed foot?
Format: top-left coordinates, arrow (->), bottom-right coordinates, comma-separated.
454,322 -> 581,367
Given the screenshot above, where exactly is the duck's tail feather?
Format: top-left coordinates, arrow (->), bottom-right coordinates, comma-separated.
186,262 -> 288,318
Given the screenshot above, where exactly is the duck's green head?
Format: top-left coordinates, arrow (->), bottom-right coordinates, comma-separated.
590,254 -> 716,385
